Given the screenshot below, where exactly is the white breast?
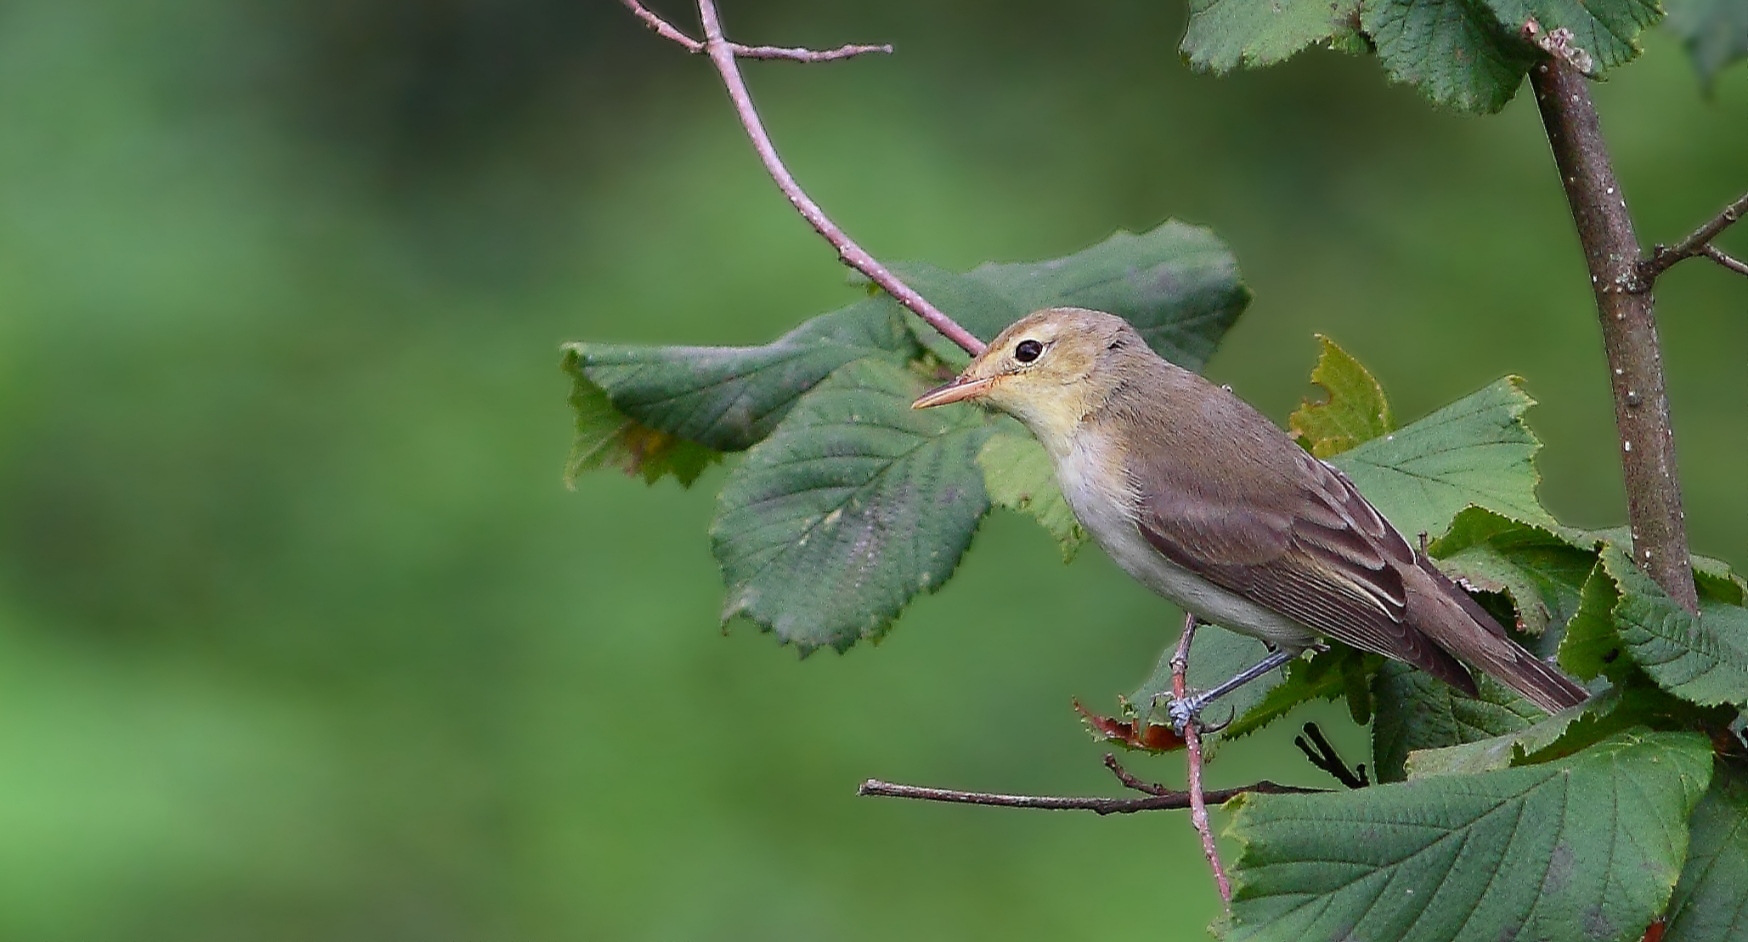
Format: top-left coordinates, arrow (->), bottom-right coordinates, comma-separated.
1055,436 -> 1317,650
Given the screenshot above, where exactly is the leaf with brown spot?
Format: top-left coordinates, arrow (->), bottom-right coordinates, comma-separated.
1074,699 -> 1186,753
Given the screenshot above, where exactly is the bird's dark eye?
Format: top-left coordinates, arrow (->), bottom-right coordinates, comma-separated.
1014,339 -> 1043,363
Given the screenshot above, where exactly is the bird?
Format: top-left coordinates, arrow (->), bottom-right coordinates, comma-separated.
911,307 -> 1587,725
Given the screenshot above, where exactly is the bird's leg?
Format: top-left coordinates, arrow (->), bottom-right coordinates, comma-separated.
1167,648 -> 1298,732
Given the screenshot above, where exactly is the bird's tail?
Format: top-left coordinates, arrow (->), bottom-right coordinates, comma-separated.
1413,555 -> 1589,713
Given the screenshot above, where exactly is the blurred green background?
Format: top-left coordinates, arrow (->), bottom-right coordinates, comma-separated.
1,0 -> 1743,938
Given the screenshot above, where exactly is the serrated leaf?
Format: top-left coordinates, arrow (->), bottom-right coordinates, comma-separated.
1182,0 -> 1364,72
1289,334 -> 1394,458
1664,0 -> 1748,90
563,301 -> 915,457
1665,766 -> 1748,942
1075,699 -> 1187,753
1403,686 -> 1686,778
962,221 -> 1250,371
711,359 -> 993,651
1557,558 -> 1627,682
564,370 -> 720,486
1485,0 -> 1662,72
1371,659 -> 1542,782
978,431 -> 1086,560
1224,646 -> 1380,740
1227,732 -> 1714,942
1573,545 -> 1748,708
1429,507 -> 1599,636
1360,0 -> 1540,113
1333,377 -> 1551,541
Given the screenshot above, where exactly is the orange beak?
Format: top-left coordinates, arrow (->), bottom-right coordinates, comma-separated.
912,375 -> 996,409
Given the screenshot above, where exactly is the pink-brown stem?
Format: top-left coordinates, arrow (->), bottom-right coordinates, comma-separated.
621,0 -> 891,61
622,0 -> 985,356
1172,614 -> 1231,907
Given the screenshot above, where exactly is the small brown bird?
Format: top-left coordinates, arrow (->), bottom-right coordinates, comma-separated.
913,307 -> 1587,724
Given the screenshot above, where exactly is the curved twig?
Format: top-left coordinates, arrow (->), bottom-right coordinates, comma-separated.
618,0 -> 985,356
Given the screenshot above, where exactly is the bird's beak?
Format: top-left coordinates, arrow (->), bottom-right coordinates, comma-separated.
912,375 -> 995,410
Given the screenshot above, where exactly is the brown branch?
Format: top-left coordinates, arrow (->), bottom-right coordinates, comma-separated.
856,772 -> 1317,815
619,0 -> 891,62
1637,191 -> 1748,288
1292,722 -> 1369,789
1701,243 -> 1748,279
1530,60 -> 1699,614
1172,614 -> 1231,907
624,0 -> 985,355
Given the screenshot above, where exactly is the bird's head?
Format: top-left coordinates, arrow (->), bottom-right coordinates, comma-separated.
912,307 -> 1144,450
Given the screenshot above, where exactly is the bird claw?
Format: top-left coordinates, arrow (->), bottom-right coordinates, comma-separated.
1167,695 -> 1202,733
1166,694 -> 1235,735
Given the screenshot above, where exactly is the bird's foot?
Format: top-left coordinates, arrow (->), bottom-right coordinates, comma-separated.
1165,694 -> 1232,734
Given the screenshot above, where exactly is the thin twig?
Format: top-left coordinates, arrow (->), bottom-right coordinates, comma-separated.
1292,722 -> 1369,789
1530,60 -> 1698,614
1701,243 -> 1748,278
627,0 -> 985,355
620,0 -> 891,62
1104,753 -> 1171,795
1637,191 -> 1748,288
856,774 -> 1318,815
1172,614 -> 1231,907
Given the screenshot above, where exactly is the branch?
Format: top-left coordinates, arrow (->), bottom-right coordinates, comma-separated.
856,767 -> 1317,815
1292,722 -> 1369,789
622,0 -> 984,356
1172,614 -> 1231,907
1530,60 -> 1699,614
1637,191 -> 1748,288
620,0 -> 891,62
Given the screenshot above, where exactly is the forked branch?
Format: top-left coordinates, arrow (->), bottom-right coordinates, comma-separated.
1637,191 -> 1748,288
620,0 -> 985,356
620,0 -> 890,62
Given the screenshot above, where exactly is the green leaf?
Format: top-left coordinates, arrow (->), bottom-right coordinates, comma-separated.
1371,659 -> 1541,782
1182,0 -> 1364,73
1333,377 -> 1551,542
1402,686 -> 1686,779
1556,558 -> 1628,682
563,301 -> 916,455
563,369 -> 720,487
1664,0 -> 1748,90
1666,765 -> 1748,942
1359,0 -> 1540,113
1289,334 -> 1395,458
1428,507 -> 1598,636
1487,0 -> 1662,71
961,221 -> 1250,371
1223,646 -> 1380,740
711,359 -> 993,651
978,431 -> 1086,560
1562,545 -> 1748,708
1227,732 -> 1714,942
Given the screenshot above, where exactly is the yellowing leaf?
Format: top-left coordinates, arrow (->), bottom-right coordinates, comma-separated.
1289,334 -> 1393,458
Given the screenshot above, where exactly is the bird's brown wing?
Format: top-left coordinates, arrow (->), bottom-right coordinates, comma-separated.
1132,447 -> 1477,694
